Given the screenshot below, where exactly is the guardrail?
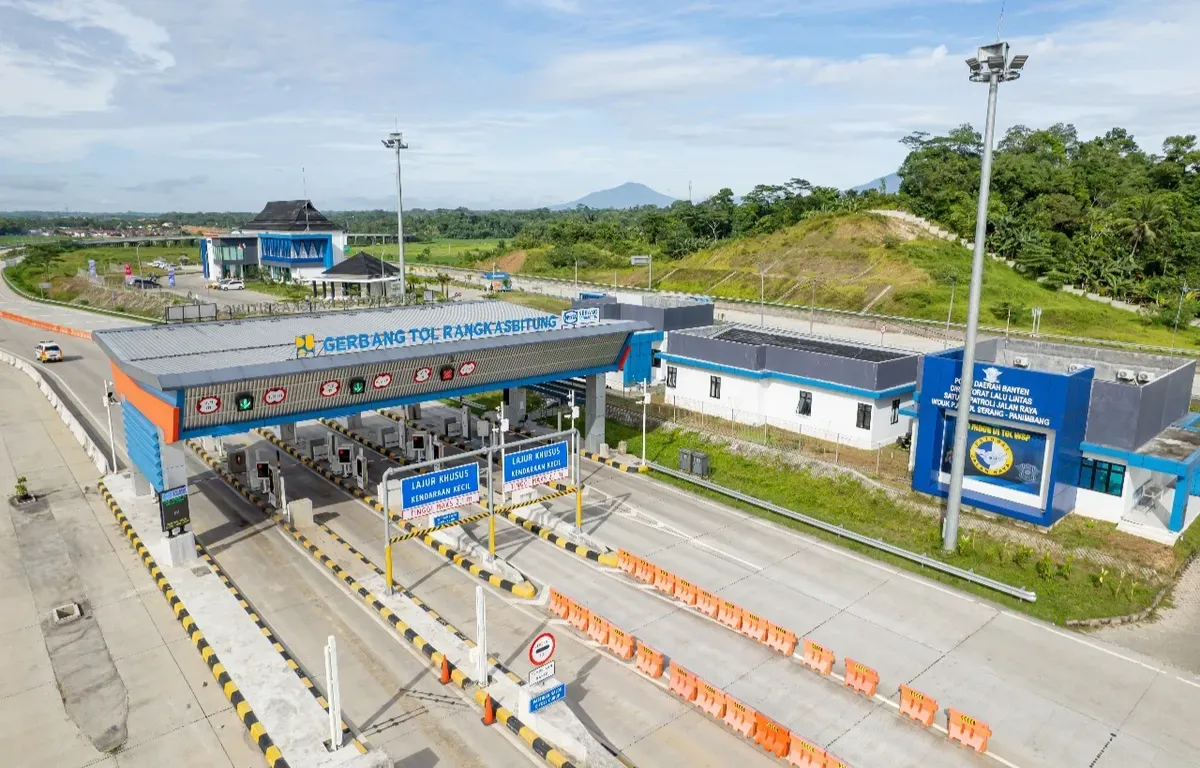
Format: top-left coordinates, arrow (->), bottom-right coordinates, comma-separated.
647,462 -> 1037,602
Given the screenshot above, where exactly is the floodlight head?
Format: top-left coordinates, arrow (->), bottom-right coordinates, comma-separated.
987,54 -> 1005,71
1009,54 -> 1028,70
966,56 -> 981,73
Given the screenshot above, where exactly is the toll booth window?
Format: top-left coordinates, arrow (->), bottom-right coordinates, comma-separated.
708,375 -> 721,399
1079,458 -> 1125,496
666,366 -> 677,389
796,390 -> 812,416
891,398 -> 901,425
855,403 -> 872,430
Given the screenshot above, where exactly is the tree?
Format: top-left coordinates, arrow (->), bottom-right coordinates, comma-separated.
436,272 -> 451,298
1115,195 -> 1169,265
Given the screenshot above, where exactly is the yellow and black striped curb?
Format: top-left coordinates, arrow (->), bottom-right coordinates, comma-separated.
389,510 -> 492,543
187,443 -> 581,768
581,450 -> 650,473
317,521 -> 525,687
97,480 -> 290,768
320,418 -> 415,466
196,546 -> 368,755
253,428 -> 538,599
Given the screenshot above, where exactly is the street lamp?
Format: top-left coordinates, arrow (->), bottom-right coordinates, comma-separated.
759,265 -> 768,326
943,42 -> 1027,552
381,132 -> 408,302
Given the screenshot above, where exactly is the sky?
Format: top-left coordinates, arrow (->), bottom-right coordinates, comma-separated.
0,0 -> 1197,212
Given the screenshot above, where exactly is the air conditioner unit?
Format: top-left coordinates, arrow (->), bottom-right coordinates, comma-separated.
1067,363 -> 1087,373
1136,371 -> 1154,384
1116,369 -> 1135,382
1012,356 -> 1030,369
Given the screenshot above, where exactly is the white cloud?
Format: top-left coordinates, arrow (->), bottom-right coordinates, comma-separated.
0,45 -> 117,117
6,0 -> 174,69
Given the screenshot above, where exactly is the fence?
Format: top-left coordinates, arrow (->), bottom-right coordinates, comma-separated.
607,391 -> 913,486
164,303 -> 218,323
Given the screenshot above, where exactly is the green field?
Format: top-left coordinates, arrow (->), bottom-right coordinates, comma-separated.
355,238 -> 502,268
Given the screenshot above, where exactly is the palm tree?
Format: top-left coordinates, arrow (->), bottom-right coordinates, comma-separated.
436,272 -> 452,298
1114,195 -> 1168,267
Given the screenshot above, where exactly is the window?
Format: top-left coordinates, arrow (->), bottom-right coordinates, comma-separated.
1078,458 -> 1125,496
709,375 -> 721,399
796,390 -> 812,416
891,399 -> 901,425
666,366 -> 677,389
855,403 -> 872,430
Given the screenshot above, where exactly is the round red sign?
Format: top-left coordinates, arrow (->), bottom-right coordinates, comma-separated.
529,632 -> 556,666
372,372 -> 393,390
413,366 -> 433,384
196,395 -> 221,415
458,360 -> 477,377
263,387 -> 287,406
319,380 -> 341,398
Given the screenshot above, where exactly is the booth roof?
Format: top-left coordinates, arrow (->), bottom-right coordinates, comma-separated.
241,200 -> 339,232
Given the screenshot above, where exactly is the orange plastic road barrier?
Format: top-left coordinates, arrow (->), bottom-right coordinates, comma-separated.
753,713 -> 791,758
635,559 -> 658,585
617,549 -> 639,576
722,695 -> 757,739
653,567 -> 677,596
668,661 -> 698,702
607,626 -> 635,660
717,600 -> 743,631
825,754 -> 849,768
673,578 -> 698,607
843,658 -> 880,697
740,610 -> 769,643
548,588 -> 570,619
587,613 -> 612,646
787,737 -> 828,767
898,684 -> 938,727
0,311 -> 93,341
946,708 -> 992,753
568,602 -> 592,633
693,681 -> 727,720
801,638 -> 835,676
695,589 -> 720,618
765,623 -> 799,656
634,642 -> 664,679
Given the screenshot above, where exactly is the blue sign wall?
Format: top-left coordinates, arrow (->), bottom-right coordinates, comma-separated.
528,682 -> 566,713
912,351 -> 1093,526
400,464 -> 480,518
503,441 -> 570,491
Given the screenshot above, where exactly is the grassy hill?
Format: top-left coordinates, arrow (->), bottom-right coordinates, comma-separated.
498,212 -> 1200,349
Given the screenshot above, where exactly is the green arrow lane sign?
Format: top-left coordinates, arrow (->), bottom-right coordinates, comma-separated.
235,393 -> 254,412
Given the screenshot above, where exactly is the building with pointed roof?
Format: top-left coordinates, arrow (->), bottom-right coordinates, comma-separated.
199,199 -> 349,284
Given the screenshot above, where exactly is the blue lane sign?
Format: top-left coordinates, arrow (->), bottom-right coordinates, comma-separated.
528,682 -> 566,713
432,511 -> 460,527
560,307 -> 600,328
503,440 -> 570,492
400,464 -> 480,520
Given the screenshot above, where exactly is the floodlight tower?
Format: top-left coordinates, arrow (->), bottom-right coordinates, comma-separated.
381,132 -> 409,301
942,43 -> 1027,552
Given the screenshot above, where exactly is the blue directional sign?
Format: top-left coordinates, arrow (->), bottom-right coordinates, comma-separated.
503,440 -> 570,492
400,464 -> 480,520
432,511 -> 460,527
528,682 -> 566,713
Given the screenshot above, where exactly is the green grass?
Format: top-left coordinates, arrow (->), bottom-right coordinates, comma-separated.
0,234 -> 55,246
603,417 -> 1164,624
356,239 -> 502,268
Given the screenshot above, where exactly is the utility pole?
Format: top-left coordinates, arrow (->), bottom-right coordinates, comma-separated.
944,277 -> 956,348
1172,283 -> 1188,349
943,42 -> 1028,553
381,131 -> 408,301
102,381 -> 117,474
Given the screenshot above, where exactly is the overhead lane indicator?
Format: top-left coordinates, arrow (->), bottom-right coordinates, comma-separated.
399,463 -> 480,520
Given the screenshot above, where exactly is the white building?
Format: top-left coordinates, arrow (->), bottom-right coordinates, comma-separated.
659,325 -> 919,450
201,200 -> 348,284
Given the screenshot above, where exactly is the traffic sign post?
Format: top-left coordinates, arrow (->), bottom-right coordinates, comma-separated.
502,440 -> 570,492
528,660 -> 555,686
529,632 -> 555,666
527,682 -> 566,714
400,464 -> 479,520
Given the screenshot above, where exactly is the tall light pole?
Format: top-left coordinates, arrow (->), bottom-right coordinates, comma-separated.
381,132 -> 408,301
759,265 -> 768,326
942,42 -> 1027,552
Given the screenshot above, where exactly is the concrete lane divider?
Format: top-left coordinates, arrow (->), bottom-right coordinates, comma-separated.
580,450 -> 649,473
98,481 -> 290,768
254,428 -> 537,599
195,545 -> 370,754
186,444 -> 585,768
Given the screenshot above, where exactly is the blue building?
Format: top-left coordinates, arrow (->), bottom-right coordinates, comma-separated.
909,337 -> 1199,544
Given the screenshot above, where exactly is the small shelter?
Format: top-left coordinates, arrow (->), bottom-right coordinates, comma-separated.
306,251 -> 401,298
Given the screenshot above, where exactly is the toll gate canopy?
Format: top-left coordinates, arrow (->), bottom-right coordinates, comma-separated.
93,300 -> 653,490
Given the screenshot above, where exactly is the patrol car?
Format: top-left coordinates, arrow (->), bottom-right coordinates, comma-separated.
34,341 -> 63,363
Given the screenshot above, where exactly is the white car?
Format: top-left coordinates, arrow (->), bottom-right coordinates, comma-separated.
34,341 -> 63,363
219,279 -> 245,290
149,259 -> 170,269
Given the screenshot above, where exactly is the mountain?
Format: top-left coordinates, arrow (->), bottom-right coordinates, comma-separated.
851,173 -> 901,194
551,182 -> 675,211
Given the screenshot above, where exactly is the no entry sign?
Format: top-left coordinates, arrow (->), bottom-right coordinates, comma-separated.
529,632 -> 556,666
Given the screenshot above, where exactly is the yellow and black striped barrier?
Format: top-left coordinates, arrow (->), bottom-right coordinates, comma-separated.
316,521 -> 527,687
253,428 -> 538,599
98,480 -> 290,768
389,510 -> 492,544
484,488 -> 619,568
581,450 -> 650,473
196,545 -> 369,754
